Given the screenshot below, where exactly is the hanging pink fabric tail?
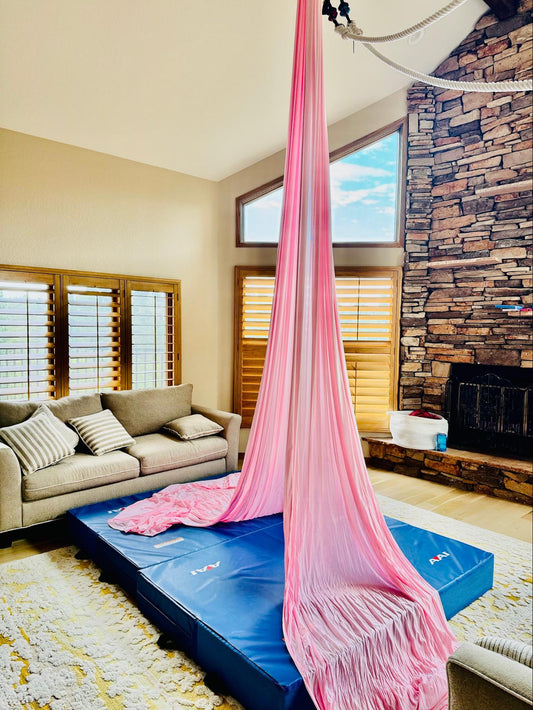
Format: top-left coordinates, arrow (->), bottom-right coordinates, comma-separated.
110,1 -> 457,707
280,1 -> 456,709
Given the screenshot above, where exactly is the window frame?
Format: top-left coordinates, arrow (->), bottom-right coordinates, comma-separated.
0,264 -> 181,400
125,280 -> 181,391
233,265 -> 402,432
236,118 -> 407,248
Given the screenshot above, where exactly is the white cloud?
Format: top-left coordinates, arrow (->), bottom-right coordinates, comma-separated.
331,181 -> 396,209
330,162 -> 391,183
250,193 -> 283,210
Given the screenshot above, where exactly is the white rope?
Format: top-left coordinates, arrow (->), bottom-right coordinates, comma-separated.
364,43 -> 533,92
335,0 -> 469,43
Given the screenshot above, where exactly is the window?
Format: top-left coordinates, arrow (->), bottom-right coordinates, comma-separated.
128,282 -> 179,389
237,120 -> 405,247
234,266 -> 401,431
66,276 -> 122,395
0,266 -> 181,400
0,273 -> 58,400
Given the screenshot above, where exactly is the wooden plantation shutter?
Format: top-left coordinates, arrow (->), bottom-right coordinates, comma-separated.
0,271 -> 58,400
234,266 -> 400,431
126,281 -> 180,390
336,271 -> 399,431
65,275 -> 122,394
234,270 -> 275,427
0,266 -> 182,401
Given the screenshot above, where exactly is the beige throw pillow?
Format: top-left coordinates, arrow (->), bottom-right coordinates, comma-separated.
32,405 -> 79,449
0,415 -> 75,474
69,409 -> 135,456
163,414 -> 223,441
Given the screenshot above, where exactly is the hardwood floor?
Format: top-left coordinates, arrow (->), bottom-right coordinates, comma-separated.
368,467 -> 532,543
1,468 -> 531,565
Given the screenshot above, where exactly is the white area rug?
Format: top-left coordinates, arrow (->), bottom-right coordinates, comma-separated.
0,496 -> 531,709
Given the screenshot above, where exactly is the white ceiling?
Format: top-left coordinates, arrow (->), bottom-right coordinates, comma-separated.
0,0 -> 487,181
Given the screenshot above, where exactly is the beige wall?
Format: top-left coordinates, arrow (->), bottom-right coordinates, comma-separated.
0,128 -> 219,406
216,89 -> 407,417
0,88 -> 408,421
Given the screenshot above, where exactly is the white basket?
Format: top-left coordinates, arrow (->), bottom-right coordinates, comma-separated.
388,410 -> 448,450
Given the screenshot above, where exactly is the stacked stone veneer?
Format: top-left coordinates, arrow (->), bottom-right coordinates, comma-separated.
400,0 -> 533,412
365,438 -> 532,504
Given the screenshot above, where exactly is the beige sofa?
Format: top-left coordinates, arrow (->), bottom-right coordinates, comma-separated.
0,384 -> 241,542
448,639 -> 533,709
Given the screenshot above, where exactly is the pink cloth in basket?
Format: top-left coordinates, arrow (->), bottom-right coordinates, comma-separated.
109,2 -> 457,707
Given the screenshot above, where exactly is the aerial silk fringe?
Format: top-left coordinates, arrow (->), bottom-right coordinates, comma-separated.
110,1 -> 458,708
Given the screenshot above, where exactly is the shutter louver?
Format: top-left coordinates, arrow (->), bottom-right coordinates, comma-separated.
239,276 -> 274,426
337,277 -> 395,431
236,269 -> 399,431
131,287 -> 177,389
0,278 -> 56,400
67,280 -> 121,394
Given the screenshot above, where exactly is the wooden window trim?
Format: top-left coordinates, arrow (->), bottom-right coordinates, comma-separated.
234,265 -> 402,431
0,264 -> 181,399
236,118 -> 407,249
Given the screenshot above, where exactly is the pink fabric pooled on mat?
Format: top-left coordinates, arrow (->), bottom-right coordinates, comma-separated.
109,1 -> 457,707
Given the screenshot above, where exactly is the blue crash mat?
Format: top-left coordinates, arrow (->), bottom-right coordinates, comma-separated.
136,521 -> 313,710
385,516 -> 494,618
67,492 -> 156,557
138,518 -> 493,710
67,497 -> 281,596
68,491 -> 493,710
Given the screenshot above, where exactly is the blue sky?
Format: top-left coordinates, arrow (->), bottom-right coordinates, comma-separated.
243,130 -> 399,244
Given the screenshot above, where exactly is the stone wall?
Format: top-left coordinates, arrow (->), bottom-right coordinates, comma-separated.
400,0 -> 532,412
365,437 -> 532,504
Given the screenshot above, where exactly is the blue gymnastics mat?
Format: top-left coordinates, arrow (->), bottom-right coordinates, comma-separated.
67,495 -> 281,596
68,491 -> 494,710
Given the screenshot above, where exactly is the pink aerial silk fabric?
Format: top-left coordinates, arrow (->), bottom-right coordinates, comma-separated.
109,1 -> 457,707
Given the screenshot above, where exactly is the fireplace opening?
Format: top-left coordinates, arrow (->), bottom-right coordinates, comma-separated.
445,364 -> 533,460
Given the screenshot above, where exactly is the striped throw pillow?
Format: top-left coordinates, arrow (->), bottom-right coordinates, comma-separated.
69,409 -> 135,456
476,637 -> 533,668
0,415 -> 75,475
32,405 -> 79,449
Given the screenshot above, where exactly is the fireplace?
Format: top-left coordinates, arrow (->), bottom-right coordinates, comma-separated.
445,364 -> 533,459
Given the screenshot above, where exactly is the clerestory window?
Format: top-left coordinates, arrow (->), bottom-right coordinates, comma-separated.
236,119 -> 405,247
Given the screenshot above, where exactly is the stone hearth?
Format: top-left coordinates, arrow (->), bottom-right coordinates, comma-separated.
364,437 -> 532,505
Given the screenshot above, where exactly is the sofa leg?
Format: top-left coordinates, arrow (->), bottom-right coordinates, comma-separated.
157,633 -> 182,651
0,533 -> 12,549
98,571 -> 116,584
204,672 -> 229,697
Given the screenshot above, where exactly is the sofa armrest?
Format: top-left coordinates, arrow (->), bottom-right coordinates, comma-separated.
0,443 -> 23,532
191,405 -> 241,473
447,641 -> 533,710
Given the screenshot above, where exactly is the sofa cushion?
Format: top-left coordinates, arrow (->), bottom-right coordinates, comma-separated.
47,393 -> 103,423
163,414 -> 223,441
102,384 -> 193,437
126,432 -> 228,476
69,410 -> 135,456
0,415 -> 75,475
0,393 -> 102,432
22,451 -> 140,502
0,400 -> 39,428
